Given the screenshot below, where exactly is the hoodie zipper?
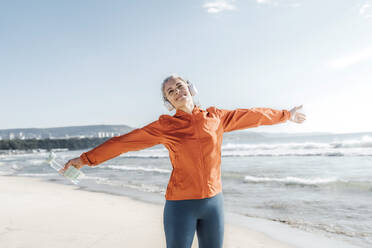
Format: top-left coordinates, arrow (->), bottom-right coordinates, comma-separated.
191,114 -> 205,196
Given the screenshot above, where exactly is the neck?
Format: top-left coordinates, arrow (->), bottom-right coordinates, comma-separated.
178,101 -> 195,114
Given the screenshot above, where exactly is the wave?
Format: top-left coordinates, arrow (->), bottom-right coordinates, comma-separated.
29,159 -> 47,165
83,175 -> 165,194
11,164 -> 22,171
243,175 -> 372,191
222,142 -> 329,151
222,152 -> 349,157
330,135 -> 372,148
244,175 -> 338,185
265,216 -> 370,240
221,135 -> 372,156
50,148 -> 69,152
0,171 -> 14,176
16,173 -> 57,177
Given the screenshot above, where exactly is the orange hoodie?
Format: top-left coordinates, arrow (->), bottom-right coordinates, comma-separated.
80,105 -> 291,200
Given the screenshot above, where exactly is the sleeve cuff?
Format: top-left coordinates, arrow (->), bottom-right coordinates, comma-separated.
285,109 -> 292,121
80,152 -> 94,166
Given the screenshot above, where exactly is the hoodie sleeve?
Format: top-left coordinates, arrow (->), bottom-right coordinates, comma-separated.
211,107 -> 291,133
79,119 -> 164,166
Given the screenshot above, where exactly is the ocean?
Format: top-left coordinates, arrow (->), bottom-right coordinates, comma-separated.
1,131 -> 371,247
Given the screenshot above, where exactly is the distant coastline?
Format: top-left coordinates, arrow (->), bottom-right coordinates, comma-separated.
0,124 -> 133,140
0,137 -> 110,152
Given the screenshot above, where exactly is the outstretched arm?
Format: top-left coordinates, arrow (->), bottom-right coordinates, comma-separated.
211,106 -> 291,133
61,119 -> 164,172
80,120 -> 164,166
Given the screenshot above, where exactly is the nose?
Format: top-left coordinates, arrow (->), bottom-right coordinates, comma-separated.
174,88 -> 181,95
174,89 -> 184,100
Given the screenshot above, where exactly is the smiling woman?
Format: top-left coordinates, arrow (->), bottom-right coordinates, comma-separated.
62,73 -> 305,248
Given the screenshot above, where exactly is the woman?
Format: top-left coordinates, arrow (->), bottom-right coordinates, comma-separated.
61,74 -> 306,248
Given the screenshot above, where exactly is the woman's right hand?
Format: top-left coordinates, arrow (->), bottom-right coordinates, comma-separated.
59,157 -> 85,174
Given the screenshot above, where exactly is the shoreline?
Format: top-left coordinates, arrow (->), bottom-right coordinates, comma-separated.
1,175 -> 360,248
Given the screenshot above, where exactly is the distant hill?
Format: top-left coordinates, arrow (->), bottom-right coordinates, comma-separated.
0,125 -> 134,140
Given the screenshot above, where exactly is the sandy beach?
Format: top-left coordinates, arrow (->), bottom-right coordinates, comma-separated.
0,176 -> 361,248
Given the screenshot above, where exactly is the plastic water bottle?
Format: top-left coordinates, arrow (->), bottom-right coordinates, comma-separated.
47,151 -> 84,184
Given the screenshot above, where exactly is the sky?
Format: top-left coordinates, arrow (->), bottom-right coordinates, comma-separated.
1,0 -> 372,134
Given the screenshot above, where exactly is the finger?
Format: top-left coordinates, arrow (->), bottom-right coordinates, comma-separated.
62,160 -> 71,171
296,104 -> 303,110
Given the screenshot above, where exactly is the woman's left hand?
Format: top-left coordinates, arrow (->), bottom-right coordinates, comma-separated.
289,105 -> 306,123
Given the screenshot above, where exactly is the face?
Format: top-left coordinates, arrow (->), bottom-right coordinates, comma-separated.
163,78 -> 193,109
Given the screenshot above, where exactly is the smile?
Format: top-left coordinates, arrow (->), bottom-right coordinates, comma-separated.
176,95 -> 186,100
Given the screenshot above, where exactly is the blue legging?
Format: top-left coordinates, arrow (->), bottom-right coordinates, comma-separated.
163,192 -> 224,248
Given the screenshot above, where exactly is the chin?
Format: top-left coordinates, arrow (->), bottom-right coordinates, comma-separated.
175,96 -> 191,105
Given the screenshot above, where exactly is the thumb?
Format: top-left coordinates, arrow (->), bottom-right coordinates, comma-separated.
296,104 -> 303,110
59,160 -> 71,174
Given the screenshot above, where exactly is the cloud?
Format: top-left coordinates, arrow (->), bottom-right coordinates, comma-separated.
256,0 -> 276,5
359,2 -> 372,19
328,47 -> 372,69
203,0 -> 237,13
256,0 -> 301,8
